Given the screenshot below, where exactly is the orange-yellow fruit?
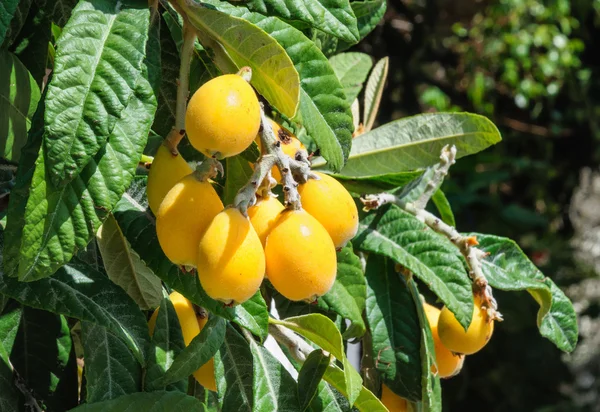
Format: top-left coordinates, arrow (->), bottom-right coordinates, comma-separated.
423,303 -> 465,378
437,296 -> 494,355
298,172 -> 358,249
254,119 -> 305,182
156,175 -> 223,267
147,144 -> 193,214
193,314 -> 216,391
197,208 -> 265,305
185,74 -> 260,159
265,210 -> 336,301
247,195 -> 285,246
381,384 -> 408,412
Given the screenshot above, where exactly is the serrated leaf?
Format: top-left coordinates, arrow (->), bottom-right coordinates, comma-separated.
249,337 -> 302,412
82,321 -> 141,402
243,0 -> 359,43
44,0 -> 150,186
363,57 -> 388,132
327,112 -> 502,177
162,316 -> 226,386
113,193 -> 269,339
298,350 -> 330,411
0,306 -> 22,410
71,391 -> 208,411
329,52 -> 373,104
181,1 -> 299,118
349,0 -> 386,41
6,71 -> 156,282
271,314 -> 362,405
201,1 -> 354,172
10,307 -> 78,410
0,259 -> 150,366
152,12 -> 178,139
0,0 -> 19,44
224,155 -> 254,205
431,189 -> 455,227
473,234 -> 578,352
354,204 -> 473,329
214,324 -> 253,411
145,297 -> 187,392
96,214 -> 162,310
0,49 -> 41,162
365,255 -> 421,401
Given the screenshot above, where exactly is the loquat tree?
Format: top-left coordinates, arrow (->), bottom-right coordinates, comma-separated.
0,0 -> 578,411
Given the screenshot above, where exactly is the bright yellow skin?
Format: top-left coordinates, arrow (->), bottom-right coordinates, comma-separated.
156,175 -> 223,267
148,292 -> 216,392
298,172 -> 358,249
247,195 -> 285,246
185,74 -> 260,159
254,119 -> 305,182
147,144 -> 193,214
197,208 -> 265,305
437,296 -> 494,355
265,210 -> 337,302
423,303 -> 465,378
381,384 -> 408,412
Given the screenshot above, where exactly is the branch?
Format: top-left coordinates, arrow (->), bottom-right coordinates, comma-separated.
268,323 -> 314,364
360,145 -> 503,322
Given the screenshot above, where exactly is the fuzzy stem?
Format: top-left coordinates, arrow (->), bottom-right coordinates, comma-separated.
360,145 -> 503,322
268,323 -> 314,364
193,157 -> 223,182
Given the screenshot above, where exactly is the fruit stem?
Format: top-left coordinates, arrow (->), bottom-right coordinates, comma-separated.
237,66 -> 253,83
360,145 -> 503,323
165,20 -> 196,153
193,157 -> 223,182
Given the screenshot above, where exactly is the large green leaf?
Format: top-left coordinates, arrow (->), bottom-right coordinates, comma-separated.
224,155 -> 254,205
365,255 -> 421,401
214,324 -> 253,411
329,52 -> 373,104
0,306 -> 23,409
44,0 -> 150,187
473,234 -> 578,352
82,321 -> 141,402
96,214 -> 162,310
298,350 -> 330,411
145,297 -> 187,393
242,0 -> 359,43
161,316 -> 226,386
71,391 -> 208,411
353,204 -> 473,329
181,1 -> 299,118
0,0 -> 19,44
5,72 -> 156,282
332,171 -> 422,196
0,260 -> 150,366
323,112 -> 501,177
10,307 -> 78,410
0,49 -> 41,162
113,193 -> 269,339
204,1 -> 354,172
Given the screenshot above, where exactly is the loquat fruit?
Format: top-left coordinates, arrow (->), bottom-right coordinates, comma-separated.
147,144 -> 193,214
193,313 -> 217,391
247,195 -> 285,246
381,384 -> 408,412
423,303 -> 465,378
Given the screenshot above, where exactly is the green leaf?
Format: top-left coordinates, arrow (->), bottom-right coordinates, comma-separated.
349,0 -> 386,42
249,337 -> 302,412
1,0 -> 32,48
224,155 -> 254,205
202,1 -> 354,172
363,57 -> 388,132
365,255 -> 421,401
271,314 -> 362,405
0,305 -> 20,364
431,189 -> 455,227
0,0 -> 19,44
0,306 -> 22,410
181,1 -> 299,118
36,0 -> 79,26
44,0 -> 150,187
332,112 -> 502,177
329,52 -> 373,104
332,171 -> 422,196
322,364 -> 386,412
82,321 -> 141,402
10,307 -> 78,410
145,297 -> 187,393
0,259 -> 150,366
354,204 -> 473,329
162,316 -> 226,386
214,324 -> 253,411
0,49 -> 41,162
7,71 -> 156,282
473,234 -> 578,352
96,214 -> 162,310
298,350 -> 330,411
113,194 -> 270,339
243,0 -> 359,43
71,391 -> 209,411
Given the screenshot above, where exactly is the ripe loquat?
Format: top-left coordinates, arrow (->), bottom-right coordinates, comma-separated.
147,144 -> 193,214
247,195 -> 285,246
423,303 -> 465,378
380,384 -> 408,412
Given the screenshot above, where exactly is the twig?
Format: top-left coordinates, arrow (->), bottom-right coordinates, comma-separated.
268,323 -> 314,364
360,145 -> 503,322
